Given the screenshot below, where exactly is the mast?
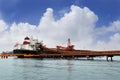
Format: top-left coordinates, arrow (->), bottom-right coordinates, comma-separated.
67,38 -> 71,47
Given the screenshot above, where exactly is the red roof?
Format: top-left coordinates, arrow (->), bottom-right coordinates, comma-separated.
24,36 -> 30,40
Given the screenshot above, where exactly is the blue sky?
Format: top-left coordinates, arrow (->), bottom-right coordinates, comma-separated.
0,0 -> 120,26
0,0 -> 120,52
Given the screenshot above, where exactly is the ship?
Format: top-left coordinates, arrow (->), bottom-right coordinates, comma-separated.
12,36 -> 120,61
13,36 -> 76,54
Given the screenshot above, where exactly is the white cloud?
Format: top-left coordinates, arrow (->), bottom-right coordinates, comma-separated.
38,5 -> 98,49
93,20 -> 120,50
0,5 -> 120,52
0,20 -> 8,32
94,33 -> 120,50
95,20 -> 120,35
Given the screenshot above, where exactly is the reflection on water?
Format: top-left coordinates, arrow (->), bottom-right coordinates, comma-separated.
66,60 -> 73,80
0,57 -> 120,80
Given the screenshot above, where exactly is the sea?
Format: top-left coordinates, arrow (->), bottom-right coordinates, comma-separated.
0,57 -> 120,80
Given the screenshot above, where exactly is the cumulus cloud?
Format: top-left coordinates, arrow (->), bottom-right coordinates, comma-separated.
38,5 -> 98,49
0,5 -> 120,52
94,20 -> 120,50
0,20 -> 8,32
95,20 -> 120,35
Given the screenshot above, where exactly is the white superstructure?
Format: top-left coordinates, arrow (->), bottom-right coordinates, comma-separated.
14,36 -> 42,51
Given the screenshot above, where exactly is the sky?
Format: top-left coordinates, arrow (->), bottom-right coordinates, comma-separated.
0,0 -> 120,52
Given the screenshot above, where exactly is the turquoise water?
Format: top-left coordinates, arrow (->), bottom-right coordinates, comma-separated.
0,57 -> 120,80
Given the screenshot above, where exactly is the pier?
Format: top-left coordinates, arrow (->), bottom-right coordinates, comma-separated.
1,50 -> 120,61
0,37 -> 117,61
